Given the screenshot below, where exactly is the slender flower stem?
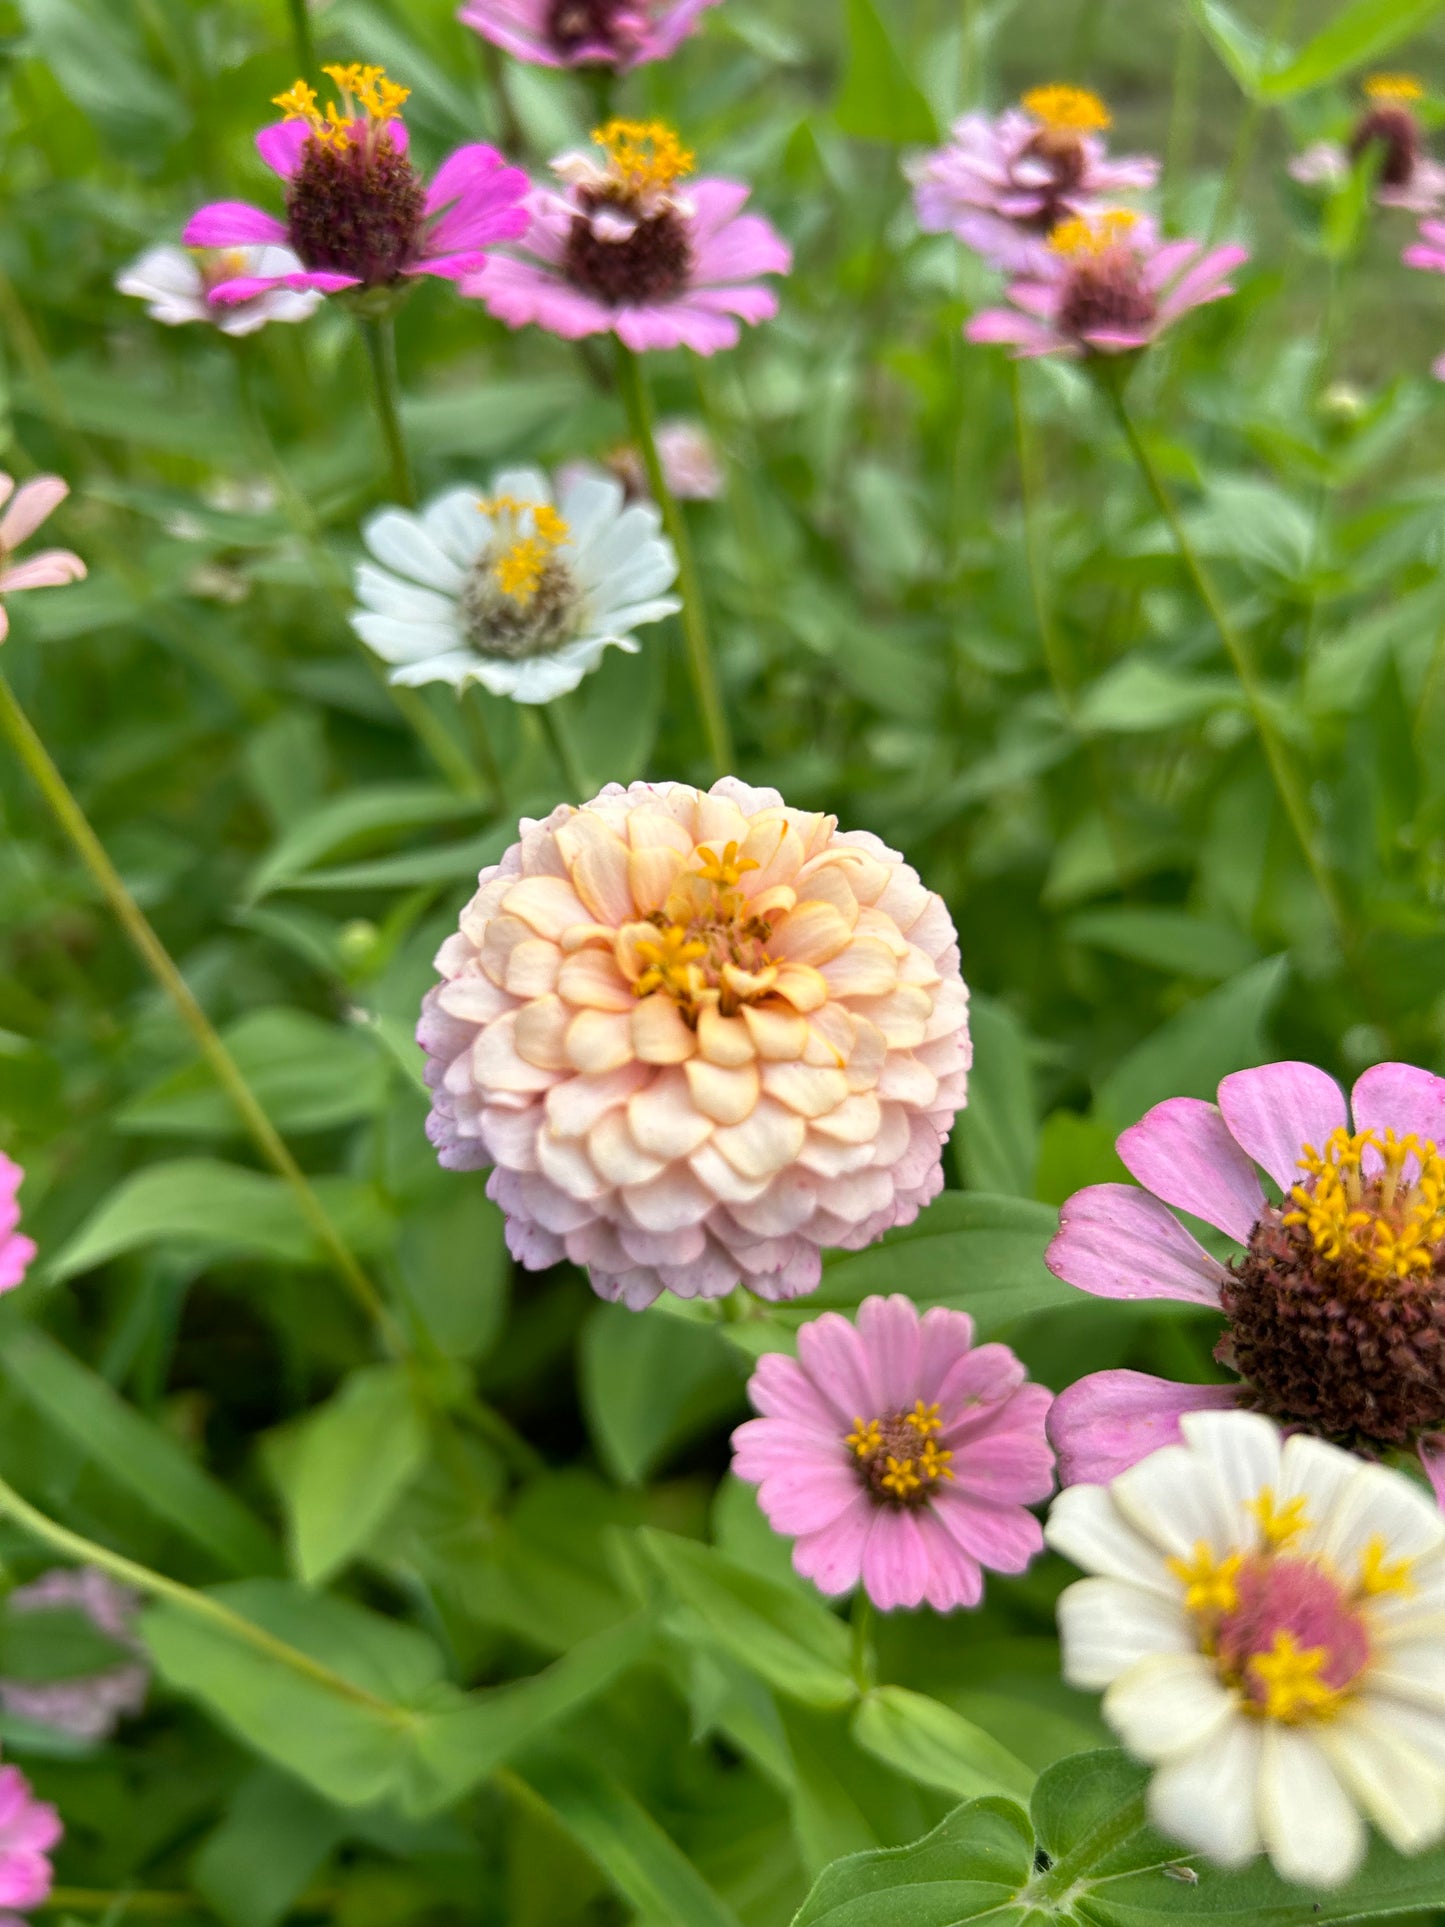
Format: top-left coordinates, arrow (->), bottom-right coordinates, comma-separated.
479,36 -> 526,159
1011,362 -> 1074,716
360,315 -> 416,508
538,699 -> 590,803
0,670 -> 404,1353
44,1892 -> 206,1918
284,0 -> 317,77
461,687 -> 507,813
1205,0 -> 1297,246
614,341 -> 735,778
1104,383 -> 1352,950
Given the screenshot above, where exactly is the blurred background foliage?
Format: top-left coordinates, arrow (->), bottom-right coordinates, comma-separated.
3,0 -> 1445,1918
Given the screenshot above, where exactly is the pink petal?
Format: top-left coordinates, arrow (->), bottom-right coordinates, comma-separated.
936,1341 -> 1023,1418
912,1509 -> 984,1609
965,309 -> 1060,355
1047,1183 -> 1229,1306
932,1490 -> 1043,1573
693,212 -> 792,285
0,475 -> 66,547
1349,1062 -> 1445,1152
1216,1061 -> 1348,1193
0,1234 -> 35,1294
861,1507 -> 931,1610
913,1304 -> 979,1405
1117,1096 -> 1264,1244
183,201 -> 288,248
854,1294 -> 922,1411
949,1383 -> 1055,1502
793,1491 -> 872,1595
210,270 -> 357,303
753,1458 -> 863,1537
743,1350 -> 838,1430
1142,239 -> 1201,291
1404,243 -> 1445,274
0,550 -> 86,592
1047,1370 -> 1242,1486
256,119 -> 311,179
796,1312 -> 878,1424
424,144 -> 531,251
1418,1434 -> 1445,1510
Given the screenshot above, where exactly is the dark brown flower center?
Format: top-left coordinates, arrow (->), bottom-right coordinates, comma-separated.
845,1404 -> 954,1508
564,194 -> 693,305
1020,128 -> 1088,231
1349,104 -> 1421,190
1056,248 -> 1157,344
546,0 -> 644,60
286,131 -> 427,285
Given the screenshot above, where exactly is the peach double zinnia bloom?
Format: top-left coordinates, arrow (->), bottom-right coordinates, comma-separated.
733,1295 -> 1054,1611
419,780 -> 971,1307
0,476 -> 85,643
1050,1410 -> 1445,1887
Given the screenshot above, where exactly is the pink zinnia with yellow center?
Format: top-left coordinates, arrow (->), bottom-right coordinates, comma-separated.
419,779 -> 971,1307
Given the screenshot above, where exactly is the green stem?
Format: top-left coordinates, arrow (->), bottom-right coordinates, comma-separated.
360,315 -> 415,508
44,1891 -> 208,1918
479,35 -> 526,158
614,341 -> 734,778
1206,0 -> 1296,245
284,0 -> 317,76
1011,362 -> 1074,716
462,687 -> 508,813
538,698 -> 590,803
0,670 -> 404,1353
1104,383 -> 1352,952
1164,8 -> 1200,226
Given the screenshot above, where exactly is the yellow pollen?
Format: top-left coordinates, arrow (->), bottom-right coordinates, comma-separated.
1359,1535 -> 1416,1598
695,841 -> 760,891
847,1417 -> 883,1458
881,1456 -> 922,1499
593,118 -> 695,193
493,537 -> 551,605
275,65 -> 408,151
1168,1542 -> 1243,1617
1366,73 -> 1424,103
1247,1488 -> 1310,1550
1283,1126 -> 1445,1284
478,497 -> 570,605
906,1400 -> 943,1437
1021,85 -> 1111,133
1247,1632 -> 1341,1724
917,1438 -> 955,1483
1048,209 -> 1140,258
633,924 -> 707,1001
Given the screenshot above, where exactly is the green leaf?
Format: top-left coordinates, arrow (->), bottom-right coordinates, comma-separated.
1077,659 -> 1241,735
1095,957 -> 1288,1130
191,1768 -> 347,1927
279,1366 -> 430,1587
954,997 -> 1039,1198
0,1325 -> 279,1576
639,1529 -> 857,1710
581,1306 -> 745,1485
1190,0 -> 1273,98
17,0 -> 188,152
243,786 -> 487,903
835,0 -> 938,143
1063,909 -> 1260,982
1261,0 -> 1445,98
395,1184 -> 511,1363
0,1605 -> 131,1683
851,1688 -> 1036,1805
790,1792 -> 1035,1925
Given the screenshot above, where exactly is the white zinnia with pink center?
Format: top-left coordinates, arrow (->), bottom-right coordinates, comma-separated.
419,779 -> 971,1308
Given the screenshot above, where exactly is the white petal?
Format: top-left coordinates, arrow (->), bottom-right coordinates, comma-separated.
1057,1577 -> 1192,1689
363,509 -> 467,592
354,563 -> 459,625
350,612 -> 462,665
421,487 -> 489,569
390,650 -> 478,688
1257,1724 -> 1365,1889
1147,1715 -> 1263,1868
1321,1698 -> 1445,1855
1045,1484 -> 1177,1595
558,471 -> 626,548
1178,1409 -> 1282,1516
1103,1653 -> 1235,1761
1313,1458 -> 1445,1578
1112,1443 -> 1246,1563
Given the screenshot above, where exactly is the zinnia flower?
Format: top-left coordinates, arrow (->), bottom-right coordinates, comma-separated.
909,84 -> 1159,275
0,1569 -> 148,1744
732,1294 -> 1053,1611
0,1760 -> 60,1923
965,209 -> 1246,358
418,779 -> 971,1308
0,482 -> 85,646
0,1160 -> 34,1294
351,465 -> 680,701
116,243 -> 322,333
463,119 -> 791,354
1049,1408 -> 1445,1888
1293,75 -> 1445,217
182,65 -> 529,306
458,0 -> 720,70
1046,1060 -> 1445,1502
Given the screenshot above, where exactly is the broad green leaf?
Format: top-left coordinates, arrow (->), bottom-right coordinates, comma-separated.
0,1605 -> 131,1682
851,1688 -> 1035,1804
0,1325 -> 279,1576
192,1767 -> 347,1927
279,1366 -> 430,1587
17,0 -> 187,152
835,0 -> 938,143
639,1529 -> 857,1710
581,1306 -> 745,1485
1262,0 -> 1445,98
1063,909 -> 1260,982
1095,956 -> 1288,1130
790,1792 -> 1034,1925
243,786 -> 487,903
1077,659 -> 1241,734
953,996 -> 1039,1198
1189,0 -> 1273,99
395,1184 -> 510,1362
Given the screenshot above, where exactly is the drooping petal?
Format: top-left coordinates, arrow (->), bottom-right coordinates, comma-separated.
1048,1372 -> 1241,1487
1116,1096 -> 1264,1243
1047,1183 -> 1229,1306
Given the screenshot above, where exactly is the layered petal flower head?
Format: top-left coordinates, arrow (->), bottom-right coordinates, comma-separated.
966,209 -> 1247,359
351,464 -> 679,701
1046,1060 -> 1445,1502
458,0 -> 720,71
0,1758 -> 61,1922
733,1295 -> 1053,1611
419,780 -> 971,1308
116,244 -> 322,334
0,1160 -> 34,1295
463,120 -> 791,354
0,478 -> 85,647
1293,75 -> 1445,217
183,65 -> 529,307
909,84 -> 1159,275
1050,1409 -> 1445,1888
0,1569 -> 148,1743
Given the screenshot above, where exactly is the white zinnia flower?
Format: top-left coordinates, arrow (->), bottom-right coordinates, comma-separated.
115,245 -> 322,335
1047,1409 -> 1445,1890
350,466 -> 681,704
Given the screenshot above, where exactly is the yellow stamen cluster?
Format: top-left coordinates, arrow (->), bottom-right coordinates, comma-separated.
1247,1487 -> 1309,1549
1167,1542 -> 1243,1616
1048,208 -> 1140,257
1022,85 -> 1112,133
1365,73 -> 1425,104
847,1404 -> 954,1501
273,64 -> 410,151
695,841 -> 759,891
845,1417 -> 883,1456
881,1456 -> 922,1499
633,925 -> 707,1000
1359,1535 -> 1417,1598
594,119 -> 695,194
479,497 -> 571,606
1284,1126 -> 1445,1283
1248,1632 -> 1340,1723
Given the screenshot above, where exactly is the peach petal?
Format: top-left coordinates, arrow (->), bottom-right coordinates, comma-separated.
696,795 -> 751,848
625,808 -> 694,855
811,1091 -> 884,1144
844,1016 -> 888,1092
686,1058 -> 762,1125
797,1131 -> 876,1178
689,1140 -> 772,1203
794,863 -> 860,922
559,923 -> 616,953
803,1004 -> 854,1068
622,1165 -> 715,1232
514,994 -> 572,1070
774,964 -> 829,1013
877,1053 -> 940,1107
713,1097 -> 808,1180
697,1004 -> 757,1067
565,1007 -> 636,1073
589,1109 -> 667,1187
571,839 -> 636,926
480,915 -> 536,986
742,1004 -> 810,1061
819,938 -> 900,1000
535,1131 -> 608,1204
771,901 -> 854,966
721,963 -> 779,1003
851,985 -> 932,1049
505,938 -> 563,999
475,1011 -> 561,1094
730,1170 -> 818,1237
739,819 -> 805,890
436,974 -> 514,1023
628,1068 -> 714,1158
761,1061 -> 851,1118
632,995 -> 697,1064
853,906 -> 911,956
558,949 -> 636,1011
501,874 -> 593,938
545,1062 -> 650,1137
628,844 -> 684,914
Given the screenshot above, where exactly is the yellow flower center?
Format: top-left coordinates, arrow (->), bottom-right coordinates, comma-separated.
1359,1534 -> 1417,1598
1021,84 -> 1112,133
1246,1486 -> 1310,1550
848,1405 -> 954,1506
1048,209 -> 1140,257
1167,1543 -> 1243,1616
633,925 -> 708,1001
1365,73 -> 1424,104
630,846 -> 783,1018
593,119 -> 695,195
1283,1126 -> 1445,1284
478,497 -> 571,607
1247,1632 -> 1340,1724
274,64 -> 410,152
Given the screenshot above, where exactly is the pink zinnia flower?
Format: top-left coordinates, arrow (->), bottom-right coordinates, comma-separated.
0,478 -> 85,645
732,1295 -> 1054,1611
966,209 -> 1247,359
183,65 -> 529,307
463,120 -> 791,355
458,0 -> 720,70
0,1762 -> 60,1922
0,1569 -> 148,1743
1293,75 -> 1445,218
0,1161 -> 35,1297
418,778 -> 971,1309
909,84 -> 1159,275
1045,1059 -> 1445,1504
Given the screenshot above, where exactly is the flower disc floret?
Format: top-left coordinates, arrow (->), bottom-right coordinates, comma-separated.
458,0 -> 722,72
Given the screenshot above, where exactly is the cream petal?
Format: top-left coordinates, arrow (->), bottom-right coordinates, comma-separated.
712,1098 -> 808,1180
810,1092 -> 883,1144
739,817 -> 805,889
1176,1409 -> 1283,1518
544,1062 -> 650,1137
689,1141 -> 771,1203
565,1008 -> 636,1073
760,1061 -> 851,1118
436,974 -> 514,1023
1258,1725 -> 1365,1888
843,1017 -> 888,1092
588,1109 -> 667,1187
741,1003 -> 809,1061
695,795 -> 751,848
749,884 -> 798,922
1147,1717 -> 1263,1869
1112,1443 -> 1245,1563
875,1053 -> 939,1108
623,1165 -> 714,1232
535,1129 -> 608,1203
632,995 -> 697,1064
849,986 -> 932,1049
774,965 -> 830,1013
513,994 -> 571,1071
501,874 -> 593,939
818,938 -> 900,1000
480,915 -> 535,987
1057,1576 -> 1193,1689
474,1011 -> 562,1094
697,1004 -> 757,1067
625,808 -> 694,855
503,938 -> 563,999
793,862 -> 860,921
557,949 -> 636,1011
685,1058 -> 761,1125
1045,1485 -> 1177,1595
1103,1653 -> 1235,1761
628,844 -> 684,914
1321,1699 -> 1445,1855
570,839 -> 635,926
628,1067 -> 713,1158
796,1131 -> 876,1178
771,901 -> 854,966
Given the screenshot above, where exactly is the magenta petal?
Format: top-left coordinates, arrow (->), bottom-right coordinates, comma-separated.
183,201 -> 287,248
256,119 -> 310,179
1417,1435 -> 1445,1510
1048,1370 -> 1241,1486
1350,1062 -> 1445,1152
1217,1061 -> 1348,1193
1047,1183 -> 1229,1306
1117,1096 -> 1264,1244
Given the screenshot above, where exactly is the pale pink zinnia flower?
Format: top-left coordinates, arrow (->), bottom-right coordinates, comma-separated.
0,479 -> 86,645
732,1295 -> 1054,1611
463,120 -> 790,355
418,779 -> 971,1308
1045,1059 -> 1445,1504
1293,75 -> 1445,217
458,0 -> 720,70
183,65 -> 528,306
909,84 -> 1159,275
0,1161 -> 34,1296
116,243 -> 322,334
561,420 -> 724,505
0,1569 -> 148,1743
0,1762 -> 60,1923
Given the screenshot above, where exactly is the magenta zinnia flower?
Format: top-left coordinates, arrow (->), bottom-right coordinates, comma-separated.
183,65 -> 529,307
732,1295 -> 1054,1611
966,209 -> 1246,359
418,779 -> 971,1309
0,1160 -> 35,1296
1293,75 -> 1445,218
463,120 -> 790,355
459,0 -> 720,70
909,84 -> 1158,275
1046,1059 -> 1445,1503
0,478 -> 85,645
0,1761 -> 60,1923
